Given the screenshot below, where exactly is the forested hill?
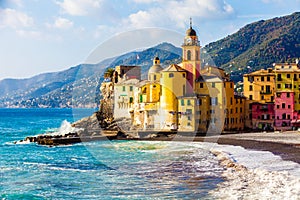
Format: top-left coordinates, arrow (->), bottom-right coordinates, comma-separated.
204,12 -> 300,82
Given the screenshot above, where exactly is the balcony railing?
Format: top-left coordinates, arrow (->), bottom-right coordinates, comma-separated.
260,90 -> 272,94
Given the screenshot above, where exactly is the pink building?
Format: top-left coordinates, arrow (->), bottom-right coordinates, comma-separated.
251,102 -> 274,130
274,91 -> 294,131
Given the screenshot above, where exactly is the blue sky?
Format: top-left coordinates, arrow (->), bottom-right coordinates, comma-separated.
0,0 -> 299,80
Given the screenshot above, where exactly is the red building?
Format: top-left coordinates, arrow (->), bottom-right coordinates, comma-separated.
251,102 -> 275,131
275,91 -> 295,131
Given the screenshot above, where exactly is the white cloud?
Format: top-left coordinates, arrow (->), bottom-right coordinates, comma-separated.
56,0 -> 103,16
52,17 -> 74,29
16,29 -> 42,38
126,0 -> 235,29
131,0 -> 159,3
0,8 -> 34,29
9,0 -> 23,7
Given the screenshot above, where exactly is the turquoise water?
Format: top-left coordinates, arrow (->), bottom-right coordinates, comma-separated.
0,109 -> 224,199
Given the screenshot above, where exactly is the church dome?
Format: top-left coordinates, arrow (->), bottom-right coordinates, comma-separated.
149,57 -> 163,74
186,27 -> 197,36
149,64 -> 163,74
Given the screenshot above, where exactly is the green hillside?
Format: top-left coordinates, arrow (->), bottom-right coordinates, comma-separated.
204,12 -> 300,82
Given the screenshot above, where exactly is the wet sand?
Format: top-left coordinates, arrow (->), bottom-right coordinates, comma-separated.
134,131 -> 300,164
184,131 -> 300,164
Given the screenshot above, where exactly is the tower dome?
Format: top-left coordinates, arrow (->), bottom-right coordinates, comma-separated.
186,17 -> 197,36
148,57 -> 163,81
186,27 -> 196,36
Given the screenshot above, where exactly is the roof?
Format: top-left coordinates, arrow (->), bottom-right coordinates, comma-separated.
244,69 -> 275,77
115,78 -> 140,85
196,74 -> 226,82
148,64 -> 163,74
161,64 -> 186,72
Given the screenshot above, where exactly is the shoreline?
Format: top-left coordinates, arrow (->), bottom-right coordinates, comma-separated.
117,132 -> 300,164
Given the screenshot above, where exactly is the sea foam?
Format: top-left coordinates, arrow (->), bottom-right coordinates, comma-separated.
210,145 -> 300,199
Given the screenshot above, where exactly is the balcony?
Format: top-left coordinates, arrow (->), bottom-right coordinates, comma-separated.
260,90 -> 272,94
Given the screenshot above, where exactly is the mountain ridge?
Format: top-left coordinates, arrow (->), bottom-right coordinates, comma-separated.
1,12 -> 300,107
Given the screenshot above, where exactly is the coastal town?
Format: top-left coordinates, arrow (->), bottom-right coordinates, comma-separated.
98,22 -> 300,134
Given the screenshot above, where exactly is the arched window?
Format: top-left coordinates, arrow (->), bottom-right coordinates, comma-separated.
187,50 -> 191,60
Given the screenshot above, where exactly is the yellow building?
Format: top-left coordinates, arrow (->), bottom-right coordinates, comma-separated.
178,95 -> 209,133
110,20 -> 246,133
243,68 -> 275,128
159,64 -> 187,130
273,62 -> 300,111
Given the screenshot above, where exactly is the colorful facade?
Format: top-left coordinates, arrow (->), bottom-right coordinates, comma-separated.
243,61 -> 300,131
109,22 -> 243,134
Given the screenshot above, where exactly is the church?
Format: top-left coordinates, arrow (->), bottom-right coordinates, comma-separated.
111,21 -> 245,133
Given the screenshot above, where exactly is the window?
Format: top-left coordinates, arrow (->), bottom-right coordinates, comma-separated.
212,82 -> 215,88
187,99 -> 191,105
287,93 -> 290,98
288,115 -> 291,120
231,83 -> 233,88
186,109 -> 192,115
249,95 -> 253,100
197,99 -> 202,105
267,76 -> 270,81
288,105 -> 291,109
122,86 -> 126,91
261,76 -> 264,81
230,97 -> 233,105
181,99 -> 184,106
287,74 -> 290,78
169,73 -> 174,78
282,113 -> 286,120
277,105 -> 280,109
211,97 -> 218,106
261,95 -> 264,100
277,74 -> 282,81
187,50 -> 191,60
153,75 -> 156,80
240,107 -> 242,113
200,83 -> 203,88
282,103 -> 285,109
266,85 -> 271,93
129,86 -> 133,91
277,84 -> 281,89
183,85 -> 185,95
285,84 -> 292,88
236,107 -> 238,113
182,73 -> 186,78
249,85 -> 253,91
261,86 -> 264,91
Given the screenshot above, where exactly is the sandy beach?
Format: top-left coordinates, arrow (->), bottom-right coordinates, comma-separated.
192,131 -> 300,164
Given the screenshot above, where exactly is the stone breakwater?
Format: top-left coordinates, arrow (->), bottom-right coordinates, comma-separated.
19,112 -> 124,146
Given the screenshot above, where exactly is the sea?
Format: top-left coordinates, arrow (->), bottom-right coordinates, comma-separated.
0,108 -> 299,200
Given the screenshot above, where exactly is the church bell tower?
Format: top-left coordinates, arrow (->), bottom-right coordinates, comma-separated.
182,18 -> 201,93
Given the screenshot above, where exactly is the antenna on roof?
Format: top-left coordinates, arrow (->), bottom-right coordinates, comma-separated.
190,17 -> 192,28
